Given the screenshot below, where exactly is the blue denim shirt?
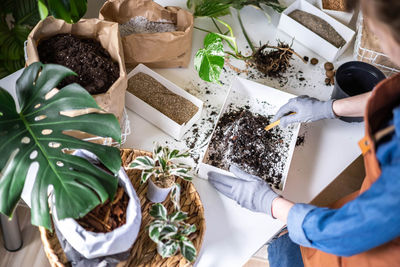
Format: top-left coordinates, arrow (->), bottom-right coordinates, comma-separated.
287,106 -> 400,257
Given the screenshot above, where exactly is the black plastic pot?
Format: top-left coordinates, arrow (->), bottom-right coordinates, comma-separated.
331,61 -> 386,122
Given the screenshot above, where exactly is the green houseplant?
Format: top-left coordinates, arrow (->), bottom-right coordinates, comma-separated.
148,203 -> 197,262
129,143 -> 193,205
0,62 -> 122,229
0,0 -> 88,79
188,0 -> 308,84
0,62 -> 142,263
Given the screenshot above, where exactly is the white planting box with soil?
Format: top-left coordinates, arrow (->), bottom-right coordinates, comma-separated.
125,64 -> 203,140
198,78 -> 300,191
278,0 -> 355,62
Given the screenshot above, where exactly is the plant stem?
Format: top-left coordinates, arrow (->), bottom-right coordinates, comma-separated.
225,51 -> 253,60
237,11 -> 255,53
211,17 -> 223,34
194,26 -> 213,34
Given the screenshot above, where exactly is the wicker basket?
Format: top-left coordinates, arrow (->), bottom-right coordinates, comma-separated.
354,14 -> 400,77
39,149 -> 206,267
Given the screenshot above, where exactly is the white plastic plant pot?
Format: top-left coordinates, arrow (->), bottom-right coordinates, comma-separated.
125,64 -> 203,140
52,150 -> 142,259
277,0 -> 355,62
147,178 -> 173,203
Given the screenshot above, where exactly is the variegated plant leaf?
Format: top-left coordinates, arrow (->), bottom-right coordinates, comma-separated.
180,240 -> 197,262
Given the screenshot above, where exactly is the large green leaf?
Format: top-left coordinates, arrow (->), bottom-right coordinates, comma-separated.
194,33 -> 225,83
0,62 -> 121,229
14,0 -> 41,27
47,0 -> 87,23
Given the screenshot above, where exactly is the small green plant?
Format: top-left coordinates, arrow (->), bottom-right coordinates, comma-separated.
129,143 -> 192,208
129,143 -> 192,185
148,203 -> 197,262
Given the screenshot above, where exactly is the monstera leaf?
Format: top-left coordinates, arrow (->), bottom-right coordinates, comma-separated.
0,63 -> 121,229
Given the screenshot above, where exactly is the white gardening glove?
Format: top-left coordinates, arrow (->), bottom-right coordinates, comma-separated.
208,165 -> 279,216
273,95 -> 337,128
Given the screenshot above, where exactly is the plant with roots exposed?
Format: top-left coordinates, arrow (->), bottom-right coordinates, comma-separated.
189,0 -> 307,83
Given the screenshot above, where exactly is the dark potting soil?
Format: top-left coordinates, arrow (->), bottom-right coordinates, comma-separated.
289,10 -> 346,48
38,34 -> 120,95
253,42 -> 293,78
76,186 -> 128,233
206,108 -> 290,188
296,135 -> 305,146
128,72 -> 199,125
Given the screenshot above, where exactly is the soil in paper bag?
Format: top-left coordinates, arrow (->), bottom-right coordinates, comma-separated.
38,34 -> 120,95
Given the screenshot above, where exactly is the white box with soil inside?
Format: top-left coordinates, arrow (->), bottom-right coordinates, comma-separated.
125,64 -> 203,140
278,0 -> 355,62
198,78 -> 300,190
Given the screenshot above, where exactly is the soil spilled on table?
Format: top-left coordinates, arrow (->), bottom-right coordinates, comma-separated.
206,107 -> 291,188
38,34 -> 120,95
77,186 -> 129,233
128,72 -> 199,125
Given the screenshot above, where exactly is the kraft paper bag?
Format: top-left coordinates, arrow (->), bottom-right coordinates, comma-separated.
26,16 -> 127,123
99,0 -> 194,68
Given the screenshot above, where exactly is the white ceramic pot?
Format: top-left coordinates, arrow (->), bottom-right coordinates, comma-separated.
147,177 -> 173,203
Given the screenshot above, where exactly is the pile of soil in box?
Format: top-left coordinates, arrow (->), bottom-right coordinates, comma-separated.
77,186 -> 129,233
38,34 -> 119,95
206,108 -> 291,188
128,72 -> 199,125
289,10 -> 346,48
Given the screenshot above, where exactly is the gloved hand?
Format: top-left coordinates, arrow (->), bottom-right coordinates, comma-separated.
273,95 -> 337,128
208,165 -> 279,215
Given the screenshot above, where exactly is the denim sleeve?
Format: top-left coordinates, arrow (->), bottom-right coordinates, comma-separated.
287,163 -> 400,256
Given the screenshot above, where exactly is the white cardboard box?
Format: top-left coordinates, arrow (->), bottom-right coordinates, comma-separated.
197,78 -> 300,191
278,0 -> 355,62
317,0 -> 354,25
126,64 -> 203,140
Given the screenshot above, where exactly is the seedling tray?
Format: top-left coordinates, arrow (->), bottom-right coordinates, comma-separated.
198,78 -> 300,191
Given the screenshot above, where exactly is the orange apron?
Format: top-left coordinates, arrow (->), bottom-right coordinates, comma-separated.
300,73 -> 400,267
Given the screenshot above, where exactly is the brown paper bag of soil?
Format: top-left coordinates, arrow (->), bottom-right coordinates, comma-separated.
26,16 -> 127,124
99,0 -> 193,68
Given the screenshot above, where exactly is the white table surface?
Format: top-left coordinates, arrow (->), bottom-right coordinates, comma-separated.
0,0 -> 365,266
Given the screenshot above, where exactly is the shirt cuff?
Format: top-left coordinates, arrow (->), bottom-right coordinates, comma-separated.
287,203 -> 317,247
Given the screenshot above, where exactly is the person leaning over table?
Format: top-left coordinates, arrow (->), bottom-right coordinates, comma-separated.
207,0 -> 400,266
